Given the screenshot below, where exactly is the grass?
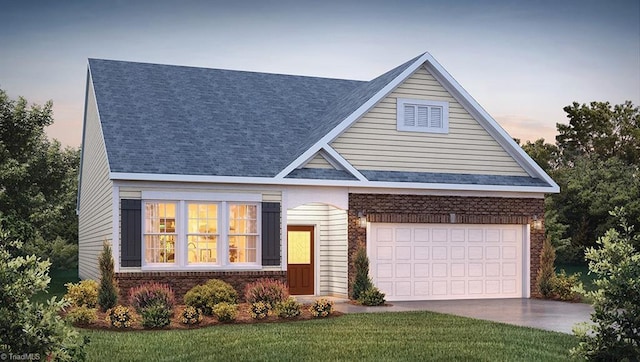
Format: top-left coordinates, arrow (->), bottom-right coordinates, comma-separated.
81,312 -> 577,361
32,268 -> 79,303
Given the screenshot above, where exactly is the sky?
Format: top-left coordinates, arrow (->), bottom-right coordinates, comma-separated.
0,0 -> 638,148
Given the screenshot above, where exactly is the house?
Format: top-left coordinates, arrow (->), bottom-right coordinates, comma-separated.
78,52 -> 559,301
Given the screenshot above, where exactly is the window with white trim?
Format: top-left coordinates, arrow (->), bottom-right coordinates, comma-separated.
142,200 -> 260,269
397,98 -> 449,134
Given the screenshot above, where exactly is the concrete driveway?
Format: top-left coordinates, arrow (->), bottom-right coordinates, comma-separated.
332,298 -> 593,334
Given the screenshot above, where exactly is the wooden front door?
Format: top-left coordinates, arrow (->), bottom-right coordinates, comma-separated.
287,225 -> 314,295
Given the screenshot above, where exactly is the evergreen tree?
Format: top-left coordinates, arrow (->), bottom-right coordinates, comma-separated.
97,241 -> 118,311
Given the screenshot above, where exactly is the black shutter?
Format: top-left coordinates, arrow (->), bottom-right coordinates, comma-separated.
121,199 -> 142,267
261,202 -> 281,266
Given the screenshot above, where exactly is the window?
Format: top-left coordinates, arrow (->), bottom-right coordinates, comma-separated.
397,98 -> 449,134
144,202 -> 177,264
187,203 -> 218,263
142,198 -> 261,269
229,204 -> 258,263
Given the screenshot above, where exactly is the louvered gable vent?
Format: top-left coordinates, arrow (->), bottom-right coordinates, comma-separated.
397,98 -> 449,134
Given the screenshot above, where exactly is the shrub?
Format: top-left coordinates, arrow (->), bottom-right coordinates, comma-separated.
98,241 -> 119,312
0,234 -> 88,361
64,280 -> 99,308
128,282 -> 176,314
250,301 -> 270,320
244,278 -> 289,309
551,270 -> 581,301
536,237 -> 556,298
359,286 -> 386,306
105,305 -> 135,329
180,306 -> 203,325
351,243 -> 373,300
212,302 -> 238,322
65,306 -> 97,325
141,304 -> 171,329
276,297 -> 302,318
184,279 -> 237,315
571,208 -> 640,360
309,298 -> 333,318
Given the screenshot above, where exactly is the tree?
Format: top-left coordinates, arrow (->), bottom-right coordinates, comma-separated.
520,138 -> 559,173
350,243 -> 373,301
572,208 -> 640,360
97,241 -> 119,311
536,237 -> 556,298
0,88 -> 80,269
0,229 -> 88,360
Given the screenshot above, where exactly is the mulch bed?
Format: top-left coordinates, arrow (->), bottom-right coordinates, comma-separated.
73,304 -> 343,331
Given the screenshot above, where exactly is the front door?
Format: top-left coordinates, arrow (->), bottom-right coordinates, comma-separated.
287,225 -> 314,295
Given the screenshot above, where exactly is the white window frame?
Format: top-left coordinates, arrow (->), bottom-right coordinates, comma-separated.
140,192 -> 262,271
396,98 -> 449,134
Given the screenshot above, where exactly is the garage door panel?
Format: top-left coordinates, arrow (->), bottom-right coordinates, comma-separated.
370,223 -> 524,301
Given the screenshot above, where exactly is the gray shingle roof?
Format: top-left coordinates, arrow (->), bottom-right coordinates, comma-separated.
89,59 -> 365,177
360,170 -> 550,187
285,168 -> 358,180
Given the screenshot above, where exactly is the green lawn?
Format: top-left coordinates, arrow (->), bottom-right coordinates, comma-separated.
32,268 -> 79,303
81,312 -> 577,361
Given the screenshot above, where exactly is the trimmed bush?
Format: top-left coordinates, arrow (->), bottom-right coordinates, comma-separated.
244,278 -> 289,309
64,280 -> 99,308
351,243 -> 373,300
276,297 -> 302,318
128,282 -> 176,314
213,302 -> 238,322
184,279 -> 237,315
309,298 -> 333,318
65,306 -> 97,325
141,304 -> 172,329
98,241 -> 119,312
105,305 -> 134,328
250,301 -> 270,320
180,306 -> 203,325
359,287 -> 386,306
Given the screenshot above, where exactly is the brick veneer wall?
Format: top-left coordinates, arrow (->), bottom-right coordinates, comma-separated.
115,270 -> 287,303
347,193 -> 545,299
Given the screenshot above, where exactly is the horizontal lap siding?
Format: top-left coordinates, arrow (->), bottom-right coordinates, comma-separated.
78,79 -> 113,280
304,153 -> 334,169
331,67 -> 528,177
287,204 -> 348,297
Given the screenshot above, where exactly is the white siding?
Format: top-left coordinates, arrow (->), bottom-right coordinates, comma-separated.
287,203 -> 348,297
78,79 -> 113,280
331,66 -> 528,176
303,153 -> 334,169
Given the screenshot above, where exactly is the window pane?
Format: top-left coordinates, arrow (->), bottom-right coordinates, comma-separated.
187,203 -> 218,264
228,204 -> 258,264
145,235 -> 175,263
288,231 -> 311,264
144,202 -> 177,264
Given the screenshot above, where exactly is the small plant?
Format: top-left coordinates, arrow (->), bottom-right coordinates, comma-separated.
244,278 -> 289,309
98,241 -> 119,311
351,242 -> 373,300
105,305 -> 135,328
212,302 -> 238,322
180,306 -> 203,325
184,279 -> 238,315
128,282 -> 176,314
551,270 -> 581,301
309,298 -> 333,318
275,297 -> 302,318
250,301 -> 270,320
64,280 -> 99,308
536,237 -> 556,298
141,304 -> 172,329
359,286 -> 386,306
65,306 -> 97,325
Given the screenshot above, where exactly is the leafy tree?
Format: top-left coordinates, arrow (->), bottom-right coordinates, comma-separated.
98,241 -> 119,311
0,88 -> 80,269
0,229 -> 88,360
520,138 -> 559,173
572,208 -> 640,360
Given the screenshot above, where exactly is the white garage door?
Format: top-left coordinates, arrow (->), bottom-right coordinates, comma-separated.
369,223 -> 526,301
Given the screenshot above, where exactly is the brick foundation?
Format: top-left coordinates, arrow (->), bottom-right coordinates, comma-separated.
347,193 -> 545,299
115,270 -> 287,303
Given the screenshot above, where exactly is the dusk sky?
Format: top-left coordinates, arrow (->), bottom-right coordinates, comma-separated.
1,0 -> 638,148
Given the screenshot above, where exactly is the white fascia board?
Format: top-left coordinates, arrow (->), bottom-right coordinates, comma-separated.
321,145 -> 367,181
110,172 -> 559,194
274,53 -> 431,179
422,54 -> 560,191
